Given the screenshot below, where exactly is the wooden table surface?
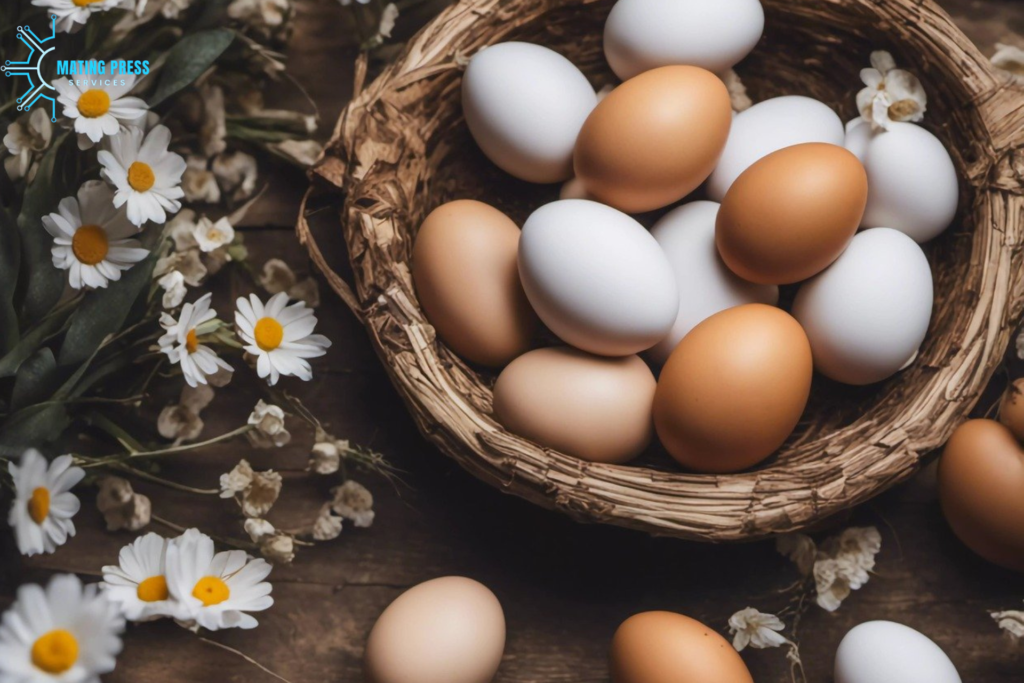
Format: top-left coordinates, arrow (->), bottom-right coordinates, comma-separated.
3,1 -> 1024,682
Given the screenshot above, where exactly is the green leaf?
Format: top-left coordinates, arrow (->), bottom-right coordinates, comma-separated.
58,253 -> 157,368
0,403 -> 69,457
11,348 -> 59,411
0,204 -> 21,355
0,303 -> 75,379
17,135 -> 68,325
149,29 -> 235,106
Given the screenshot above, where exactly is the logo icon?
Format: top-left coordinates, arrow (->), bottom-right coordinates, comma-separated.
1,15 -> 58,121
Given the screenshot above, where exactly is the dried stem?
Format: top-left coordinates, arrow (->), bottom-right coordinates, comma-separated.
198,637 -> 295,683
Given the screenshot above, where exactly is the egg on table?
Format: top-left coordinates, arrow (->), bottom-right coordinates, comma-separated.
938,419 -> 1024,573
574,65 -> 732,212
518,199 -> 678,356
364,576 -> 505,683
792,227 -> 933,385
707,95 -> 845,200
412,200 -> 538,367
844,118 -> 958,243
493,346 -> 656,464
653,304 -> 813,473
462,42 -> 597,183
834,621 -> 961,683
603,0 -> 764,80
610,611 -> 754,683
716,142 -> 868,285
648,200 -> 778,364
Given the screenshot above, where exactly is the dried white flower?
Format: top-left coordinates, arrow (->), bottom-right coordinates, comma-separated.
259,258 -> 297,294
243,518 -> 275,543
309,441 -> 340,475
193,216 -> 235,253
220,459 -> 255,498
203,247 -> 233,276
378,2 -> 398,38
198,85 -> 227,158
3,108 -> 53,181
241,470 -> 282,518
722,69 -> 752,112
96,477 -> 152,531
157,404 -> 203,441
991,43 -> 1024,81
856,50 -> 927,131
207,364 -> 234,388
259,533 -> 295,564
246,400 -> 291,448
992,606 -> 1024,639
166,209 -> 200,251
812,526 -> 882,612
180,383 -> 215,414
728,608 -> 788,651
158,270 -> 187,309
271,139 -> 323,168
288,277 -> 320,308
155,248 -> 207,286
212,150 -> 258,202
228,0 -> 289,32
161,0 -> 193,19
330,480 -> 374,528
182,155 -> 222,204
312,504 -> 343,541
776,533 -> 816,576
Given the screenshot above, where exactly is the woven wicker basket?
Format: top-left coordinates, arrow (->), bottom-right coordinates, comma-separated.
299,0 -> 1024,541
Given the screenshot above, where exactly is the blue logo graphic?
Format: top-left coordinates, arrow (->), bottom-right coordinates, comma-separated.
1,15 -> 59,122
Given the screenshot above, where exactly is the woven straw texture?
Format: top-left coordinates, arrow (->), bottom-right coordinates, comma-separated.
299,0 -> 1024,541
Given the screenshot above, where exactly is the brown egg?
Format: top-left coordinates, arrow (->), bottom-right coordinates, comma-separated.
653,304 -> 812,473
938,419 -> 1024,572
716,142 -> 868,285
998,378 -> 1024,442
364,576 -> 505,683
574,66 -> 731,213
413,200 -> 538,367
610,611 -> 754,683
493,346 -> 656,464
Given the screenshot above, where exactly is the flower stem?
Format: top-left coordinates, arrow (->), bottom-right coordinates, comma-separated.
104,461 -> 220,495
198,637 -> 295,683
79,425 -> 254,469
151,514 -> 256,552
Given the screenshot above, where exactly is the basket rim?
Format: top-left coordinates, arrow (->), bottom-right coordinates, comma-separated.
300,0 -> 1024,541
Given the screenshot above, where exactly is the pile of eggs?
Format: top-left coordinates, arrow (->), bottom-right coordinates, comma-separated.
412,0 -> 959,474
363,576 -> 965,683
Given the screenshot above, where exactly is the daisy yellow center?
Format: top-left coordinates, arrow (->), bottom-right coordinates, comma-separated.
185,329 -> 199,354
71,224 -> 109,266
137,575 -> 169,602
192,576 -> 230,606
77,89 -> 111,118
73,0 -> 105,5
254,317 -> 284,351
31,629 -> 79,674
28,487 -> 50,524
127,161 -> 156,192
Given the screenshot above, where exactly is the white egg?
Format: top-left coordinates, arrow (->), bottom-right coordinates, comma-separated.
462,43 -> 597,184
793,228 -> 933,385
844,118 -> 958,243
707,96 -> 844,200
835,621 -> 961,683
603,0 -> 764,80
519,199 -> 678,356
648,201 -> 778,363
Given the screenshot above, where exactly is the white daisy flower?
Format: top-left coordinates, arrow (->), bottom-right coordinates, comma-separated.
157,269 -> 187,309
101,533 -> 176,622
0,574 -> 124,682
54,64 -> 148,146
164,528 -> 274,631
98,125 -> 186,227
7,450 -> 84,557
158,292 -> 234,388
728,608 -> 788,651
32,0 -> 122,33
43,181 -> 149,291
193,216 -> 234,252
235,292 -> 331,386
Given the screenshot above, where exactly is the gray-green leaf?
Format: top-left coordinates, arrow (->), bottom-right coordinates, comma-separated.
11,348 -> 59,411
58,253 -> 157,368
0,205 -> 21,355
149,29 -> 235,106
